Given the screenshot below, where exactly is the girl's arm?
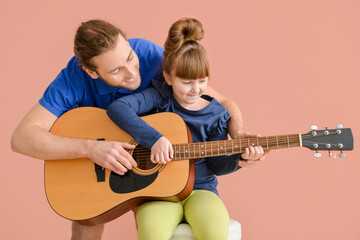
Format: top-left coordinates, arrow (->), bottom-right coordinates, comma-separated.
107,88 -> 164,149
107,87 -> 174,164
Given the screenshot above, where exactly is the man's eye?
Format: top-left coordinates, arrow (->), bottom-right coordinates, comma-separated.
128,52 -> 135,61
112,69 -> 120,74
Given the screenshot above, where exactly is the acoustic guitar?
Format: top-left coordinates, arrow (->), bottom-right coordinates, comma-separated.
44,107 -> 353,226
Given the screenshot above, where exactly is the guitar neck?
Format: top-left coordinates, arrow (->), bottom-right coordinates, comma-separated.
172,134 -> 301,160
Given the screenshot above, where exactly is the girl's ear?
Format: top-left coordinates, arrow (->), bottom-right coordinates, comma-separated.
163,71 -> 173,86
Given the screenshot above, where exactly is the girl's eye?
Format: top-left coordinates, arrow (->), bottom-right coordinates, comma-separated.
183,81 -> 191,85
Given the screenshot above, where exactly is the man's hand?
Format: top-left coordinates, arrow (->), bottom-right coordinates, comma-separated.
150,136 -> 174,164
87,141 -> 137,176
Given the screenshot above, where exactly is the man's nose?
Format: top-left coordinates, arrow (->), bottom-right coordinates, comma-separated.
124,65 -> 136,78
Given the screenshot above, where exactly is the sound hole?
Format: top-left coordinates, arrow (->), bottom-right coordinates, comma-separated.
133,146 -> 156,170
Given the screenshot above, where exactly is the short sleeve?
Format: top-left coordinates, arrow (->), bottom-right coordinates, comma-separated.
39,62 -> 84,117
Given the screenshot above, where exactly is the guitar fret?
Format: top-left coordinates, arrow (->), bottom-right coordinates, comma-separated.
188,143 -> 190,158
266,136 -> 269,150
211,141 -> 213,156
175,144 -> 178,159
184,144 -> 186,159
218,141 -> 219,156
287,134 -> 290,148
205,142 -> 207,157
183,144 -> 185,159
198,142 -> 200,157
224,140 -> 226,154
276,136 -> 279,148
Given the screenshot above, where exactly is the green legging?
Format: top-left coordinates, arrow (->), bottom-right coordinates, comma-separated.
136,190 -> 230,240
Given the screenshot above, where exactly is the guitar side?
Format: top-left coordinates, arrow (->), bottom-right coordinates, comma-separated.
44,107 -> 194,226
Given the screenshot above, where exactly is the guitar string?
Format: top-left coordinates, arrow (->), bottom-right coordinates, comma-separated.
125,132 -> 339,163
130,135 -> 312,156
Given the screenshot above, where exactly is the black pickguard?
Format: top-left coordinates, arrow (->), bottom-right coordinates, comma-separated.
109,171 -> 158,194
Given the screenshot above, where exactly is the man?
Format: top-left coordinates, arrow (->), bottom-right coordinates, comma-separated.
11,19 -> 259,239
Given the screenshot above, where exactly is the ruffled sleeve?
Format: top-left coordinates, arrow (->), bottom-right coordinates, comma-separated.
150,79 -> 172,112
207,110 -> 232,141
205,105 -> 242,176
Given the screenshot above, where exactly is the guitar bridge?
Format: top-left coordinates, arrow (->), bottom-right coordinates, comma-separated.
94,163 -> 105,182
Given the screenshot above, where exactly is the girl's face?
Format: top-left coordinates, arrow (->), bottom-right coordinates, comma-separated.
165,75 -> 208,108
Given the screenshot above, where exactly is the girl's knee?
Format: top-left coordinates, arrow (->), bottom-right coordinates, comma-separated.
136,201 -> 183,240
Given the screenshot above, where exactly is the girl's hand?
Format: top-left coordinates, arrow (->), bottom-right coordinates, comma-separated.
150,136 -> 174,164
239,132 -> 268,168
241,145 -> 265,161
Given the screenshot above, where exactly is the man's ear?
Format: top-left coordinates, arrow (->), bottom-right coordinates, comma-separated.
82,66 -> 99,79
163,71 -> 172,85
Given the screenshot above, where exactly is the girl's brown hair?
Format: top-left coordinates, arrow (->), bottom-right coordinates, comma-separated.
73,19 -> 126,71
163,18 -> 209,80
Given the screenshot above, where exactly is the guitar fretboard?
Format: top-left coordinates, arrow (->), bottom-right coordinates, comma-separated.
173,134 -> 301,160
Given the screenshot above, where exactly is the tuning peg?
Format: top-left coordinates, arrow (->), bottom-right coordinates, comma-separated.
311,125 -> 318,136
338,151 -> 346,158
336,124 -> 343,129
314,151 -> 321,158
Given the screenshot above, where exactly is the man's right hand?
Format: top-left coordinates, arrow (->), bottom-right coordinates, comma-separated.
11,103 -> 137,176
87,141 -> 137,176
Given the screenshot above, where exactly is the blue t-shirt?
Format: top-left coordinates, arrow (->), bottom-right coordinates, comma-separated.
107,80 -> 242,195
39,38 -> 164,117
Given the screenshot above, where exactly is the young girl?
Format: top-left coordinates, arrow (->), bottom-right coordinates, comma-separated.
107,18 -> 264,240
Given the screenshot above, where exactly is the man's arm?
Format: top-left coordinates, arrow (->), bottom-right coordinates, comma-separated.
11,103 -> 136,175
204,85 -> 244,138
205,85 -> 268,166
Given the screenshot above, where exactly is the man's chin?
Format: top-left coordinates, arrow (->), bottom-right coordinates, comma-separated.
122,81 -> 141,91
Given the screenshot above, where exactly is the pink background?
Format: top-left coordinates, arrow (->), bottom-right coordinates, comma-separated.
2,0 -> 359,239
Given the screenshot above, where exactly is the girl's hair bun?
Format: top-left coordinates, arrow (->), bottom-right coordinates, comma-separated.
164,18 -> 204,56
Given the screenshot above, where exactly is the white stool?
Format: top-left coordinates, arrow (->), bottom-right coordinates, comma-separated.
170,219 -> 242,240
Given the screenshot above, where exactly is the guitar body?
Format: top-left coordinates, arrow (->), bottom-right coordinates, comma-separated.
44,107 -> 194,226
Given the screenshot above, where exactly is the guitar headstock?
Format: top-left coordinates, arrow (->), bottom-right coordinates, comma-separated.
301,125 -> 353,158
